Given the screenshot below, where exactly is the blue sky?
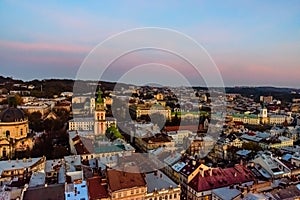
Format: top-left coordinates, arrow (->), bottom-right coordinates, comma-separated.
0,1 -> 300,87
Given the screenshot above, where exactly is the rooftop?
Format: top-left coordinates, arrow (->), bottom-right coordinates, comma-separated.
189,164 -> 255,192
23,184 -> 65,200
87,176 -> 108,200
145,170 -> 178,193
212,187 -> 241,200
107,167 -> 146,192
29,171 -> 45,187
142,133 -> 173,144
0,157 -> 44,175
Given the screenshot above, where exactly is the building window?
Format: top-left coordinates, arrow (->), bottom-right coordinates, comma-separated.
5,130 -> 10,138
20,129 -> 23,136
2,148 -> 6,158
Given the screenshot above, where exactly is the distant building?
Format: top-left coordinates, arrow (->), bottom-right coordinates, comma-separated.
133,104 -> 171,120
69,90 -> 116,135
69,117 -> 94,131
135,133 -> 175,152
0,104 -> 32,158
184,135 -> 215,158
18,103 -> 51,117
260,96 -> 273,104
94,90 -> 107,135
232,113 -> 260,125
167,130 -> 191,145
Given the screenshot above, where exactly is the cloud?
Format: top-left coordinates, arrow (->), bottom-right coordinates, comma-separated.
0,40 -> 91,54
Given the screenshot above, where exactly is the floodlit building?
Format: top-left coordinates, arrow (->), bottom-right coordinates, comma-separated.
144,170 -> 181,200
0,104 -> 33,159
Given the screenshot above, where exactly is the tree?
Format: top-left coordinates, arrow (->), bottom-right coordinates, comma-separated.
28,111 -> 43,132
242,142 -> 262,152
106,126 -> 123,140
52,145 -> 69,159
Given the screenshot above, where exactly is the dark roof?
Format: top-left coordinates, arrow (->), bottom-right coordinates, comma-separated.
23,184 -> 65,200
0,107 -> 26,122
87,176 -> 109,200
142,133 -> 173,143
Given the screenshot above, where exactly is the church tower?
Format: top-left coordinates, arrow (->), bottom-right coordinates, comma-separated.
94,89 -> 106,135
260,104 -> 269,124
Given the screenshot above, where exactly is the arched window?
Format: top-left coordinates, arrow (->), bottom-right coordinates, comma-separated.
20,129 -> 23,136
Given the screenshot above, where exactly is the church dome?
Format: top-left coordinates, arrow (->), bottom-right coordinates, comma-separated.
0,107 -> 26,122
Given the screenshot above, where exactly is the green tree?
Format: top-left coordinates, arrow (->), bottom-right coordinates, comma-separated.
242,142 -> 262,152
106,126 -> 123,140
28,111 -> 43,132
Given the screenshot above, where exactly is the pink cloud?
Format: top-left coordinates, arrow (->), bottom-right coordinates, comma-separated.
0,40 -> 91,54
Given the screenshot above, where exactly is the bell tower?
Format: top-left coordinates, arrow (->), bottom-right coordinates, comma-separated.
94,89 -> 106,135
260,103 -> 269,124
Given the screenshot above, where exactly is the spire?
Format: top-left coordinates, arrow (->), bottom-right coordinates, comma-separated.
96,89 -> 104,104
95,88 -> 105,111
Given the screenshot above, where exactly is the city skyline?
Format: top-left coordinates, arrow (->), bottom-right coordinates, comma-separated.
0,1 -> 300,87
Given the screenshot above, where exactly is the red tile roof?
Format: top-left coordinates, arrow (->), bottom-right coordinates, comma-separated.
164,125 -> 200,132
87,176 -> 109,200
189,164 -> 255,192
107,167 -> 146,192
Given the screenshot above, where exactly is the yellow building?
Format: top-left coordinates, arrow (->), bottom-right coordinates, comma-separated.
0,106 -> 31,158
135,104 -> 171,120
232,114 -> 260,125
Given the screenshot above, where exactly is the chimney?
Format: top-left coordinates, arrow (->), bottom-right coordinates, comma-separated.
192,160 -> 196,166
200,169 -> 204,177
209,168 -> 213,176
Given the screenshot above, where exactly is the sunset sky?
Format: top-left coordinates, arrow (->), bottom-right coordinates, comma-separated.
0,1 -> 299,87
